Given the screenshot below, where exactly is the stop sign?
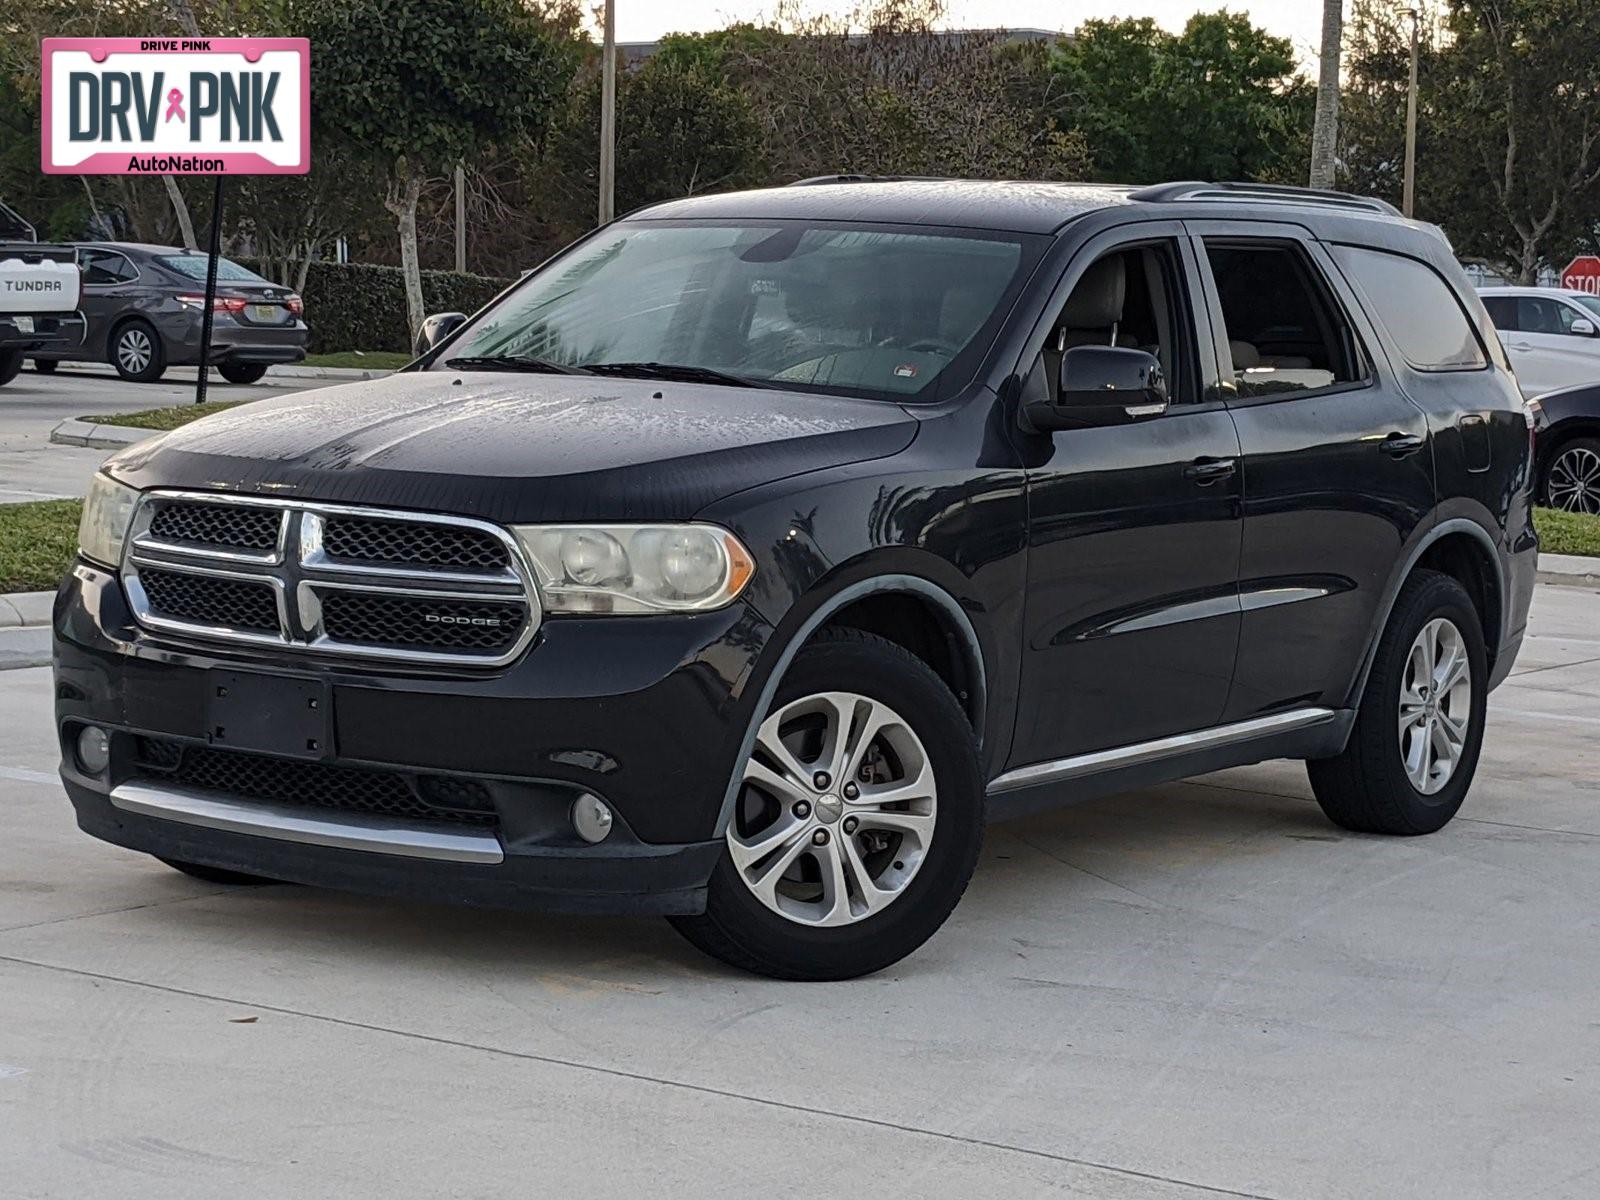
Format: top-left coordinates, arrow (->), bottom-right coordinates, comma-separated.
1561,256 -> 1600,295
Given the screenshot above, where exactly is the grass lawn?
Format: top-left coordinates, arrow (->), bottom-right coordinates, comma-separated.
302,351 -> 411,369
1534,506 -> 1600,557
82,400 -> 245,431
0,499 -> 82,593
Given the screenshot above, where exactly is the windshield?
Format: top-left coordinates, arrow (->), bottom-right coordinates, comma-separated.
1574,294 -> 1600,320
437,221 -> 1037,399
158,254 -> 268,283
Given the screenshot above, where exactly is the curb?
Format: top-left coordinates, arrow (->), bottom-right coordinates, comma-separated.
49,418 -> 153,450
1538,552 -> 1600,589
45,360 -> 395,382
0,591 -> 55,629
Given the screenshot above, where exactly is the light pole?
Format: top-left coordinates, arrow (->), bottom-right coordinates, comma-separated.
598,0 -> 616,227
1402,5 -> 1420,218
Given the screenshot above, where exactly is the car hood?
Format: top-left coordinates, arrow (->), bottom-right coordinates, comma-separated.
106,371 -> 919,523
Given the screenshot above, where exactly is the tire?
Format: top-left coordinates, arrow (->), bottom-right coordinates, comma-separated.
670,628 -> 984,980
156,857 -> 280,886
1307,570 -> 1488,835
0,350 -> 21,386
31,358 -> 58,374
110,320 -> 165,382
1540,436 -> 1600,515
218,362 -> 269,385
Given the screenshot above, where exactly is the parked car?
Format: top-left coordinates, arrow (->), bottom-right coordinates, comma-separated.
31,242 -> 308,384
1478,286 -> 1600,397
56,179 -> 1536,980
0,200 -> 86,386
1527,382 -> 1600,513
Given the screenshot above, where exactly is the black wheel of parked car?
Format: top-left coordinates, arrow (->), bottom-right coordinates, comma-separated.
670,628 -> 984,980
156,857 -> 281,885
1541,436 -> 1600,515
110,319 -> 166,383
31,358 -> 57,374
218,362 -> 270,385
0,350 -> 21,386
1308,570 -> 1488,835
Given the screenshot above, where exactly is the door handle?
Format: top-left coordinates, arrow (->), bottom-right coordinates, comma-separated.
1183,456 -> 1237,485
1379,432 -> 1427,459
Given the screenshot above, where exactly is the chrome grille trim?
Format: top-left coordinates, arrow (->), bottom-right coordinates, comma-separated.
121,490 -> 540,666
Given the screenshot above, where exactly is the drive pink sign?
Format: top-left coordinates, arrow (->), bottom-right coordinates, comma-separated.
42,37 -> 309,175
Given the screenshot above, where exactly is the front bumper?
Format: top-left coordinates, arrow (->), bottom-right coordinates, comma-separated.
55,561 -> 776,914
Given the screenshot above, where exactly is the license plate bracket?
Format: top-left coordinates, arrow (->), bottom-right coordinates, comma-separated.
207,671 -> 330,759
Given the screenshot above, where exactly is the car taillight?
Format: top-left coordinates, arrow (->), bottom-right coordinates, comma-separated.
286,296 -> 303,316
176,294 -> 248,313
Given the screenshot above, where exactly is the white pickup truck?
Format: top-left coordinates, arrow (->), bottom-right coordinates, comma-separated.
0,201 -> 86,387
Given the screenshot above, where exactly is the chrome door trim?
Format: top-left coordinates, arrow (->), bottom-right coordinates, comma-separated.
986,706 -> 1336,795
110,781 -> 505,864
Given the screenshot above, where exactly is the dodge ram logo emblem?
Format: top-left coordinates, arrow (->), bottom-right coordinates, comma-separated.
425,613 -> 504,627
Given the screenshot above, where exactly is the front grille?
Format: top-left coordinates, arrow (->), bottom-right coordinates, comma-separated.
323,516 -> 510,572
319,592 -> 526,652
124,494 -> 538,664
149,500 -> 280,553
134,738 -> 498,828
139,568 -> 279,633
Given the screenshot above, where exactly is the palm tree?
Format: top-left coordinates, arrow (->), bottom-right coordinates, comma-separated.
1309,0 -> 1344,189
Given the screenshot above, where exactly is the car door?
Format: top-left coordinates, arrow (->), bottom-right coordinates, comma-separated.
1188,222 -> 1436,723
75,248 -> 141,362
1009,223 -> 1244,769
1502,295 -> 1600,396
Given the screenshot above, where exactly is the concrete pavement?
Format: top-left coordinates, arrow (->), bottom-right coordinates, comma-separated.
1,581 -> 1598,1198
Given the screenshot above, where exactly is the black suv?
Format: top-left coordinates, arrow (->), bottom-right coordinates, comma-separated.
54,179 -> 1537,980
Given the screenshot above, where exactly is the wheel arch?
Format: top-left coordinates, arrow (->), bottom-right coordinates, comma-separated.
714,573 -> 987,838
1347,517 -> 1505,710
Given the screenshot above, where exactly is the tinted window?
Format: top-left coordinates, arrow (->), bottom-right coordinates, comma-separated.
1480,295 -> 1517,331
442,221 -> 1038,400
158,255 -> 268,283
1334,246 -> 1487,370
1205,241 -> 1364,398
80,250 -> 136,285
1575,295 -> 1600,321
1515,296 -> 1593,336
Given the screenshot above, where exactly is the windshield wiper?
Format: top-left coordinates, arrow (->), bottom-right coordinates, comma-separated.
582,361 -> 770,389
443,355 -> 591,375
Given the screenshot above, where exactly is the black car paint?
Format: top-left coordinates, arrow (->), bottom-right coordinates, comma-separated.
55,182 -> 1538,913
1529,381 -> 1600,497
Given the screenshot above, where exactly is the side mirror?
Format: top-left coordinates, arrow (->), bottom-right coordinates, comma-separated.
1025,345 -> 1168,432
1571,317 -> 1597,337
414,311 -> 467,357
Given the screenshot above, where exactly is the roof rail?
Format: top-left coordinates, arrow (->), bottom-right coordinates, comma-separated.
1128,181 -> 1403,218
786,173 -> 950,187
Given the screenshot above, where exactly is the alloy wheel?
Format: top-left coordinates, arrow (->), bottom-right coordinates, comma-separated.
117,328 -> 153,375
729,691 -> 937,926
1397,617 -> 1473,796
1547,446 -> 1600,514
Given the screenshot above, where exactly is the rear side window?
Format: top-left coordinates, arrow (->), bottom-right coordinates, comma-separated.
1333,246 -> 1487,370
80,250 -> 137,285
1480,295 -> 1516,331
1203,240 -> 1365,398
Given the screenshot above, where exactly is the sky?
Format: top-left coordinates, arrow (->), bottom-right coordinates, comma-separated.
609,1 -> 1328,66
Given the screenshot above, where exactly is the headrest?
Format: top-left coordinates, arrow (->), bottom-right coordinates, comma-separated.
1059,256 -> 1126,329
1229,340 -> 1261,369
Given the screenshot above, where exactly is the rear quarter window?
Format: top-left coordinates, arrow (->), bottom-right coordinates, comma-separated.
1332,245 -> 1488,371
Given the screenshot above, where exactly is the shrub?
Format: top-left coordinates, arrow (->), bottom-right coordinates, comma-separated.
237,258 -> 511,353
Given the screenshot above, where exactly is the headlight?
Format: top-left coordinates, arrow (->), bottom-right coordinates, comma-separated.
78,473 -> 141,569
513,523 -> 755,614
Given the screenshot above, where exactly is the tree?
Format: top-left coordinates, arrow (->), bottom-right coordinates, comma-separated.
1050,11 -> 1312,184
307,0 -> 578,334
1310,0 -> 1344,188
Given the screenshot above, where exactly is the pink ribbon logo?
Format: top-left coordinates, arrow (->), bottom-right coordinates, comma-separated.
164,87 -> 185,123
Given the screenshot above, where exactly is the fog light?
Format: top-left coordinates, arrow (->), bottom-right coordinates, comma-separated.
571,793 -> 614,844
76,725 -> 111,775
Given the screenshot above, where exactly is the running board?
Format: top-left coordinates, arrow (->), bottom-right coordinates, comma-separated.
109,781 -> 505,864
987,707 -> 1337,796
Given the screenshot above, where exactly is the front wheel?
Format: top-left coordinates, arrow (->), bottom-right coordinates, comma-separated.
218,362 -> 269,385
1308,570 -> 1487,835
31,358 -> 58,375
670,629 -> 984,980
1542,437 -> 1600,514
0,350 -> 21,386
110,320 -> 165,382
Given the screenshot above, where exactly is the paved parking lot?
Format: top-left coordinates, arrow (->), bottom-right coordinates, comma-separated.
2,582 -> 1598,1199
0,367 -> 324,502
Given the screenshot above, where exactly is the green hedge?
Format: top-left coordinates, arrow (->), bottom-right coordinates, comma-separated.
237,259 -> 510,354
